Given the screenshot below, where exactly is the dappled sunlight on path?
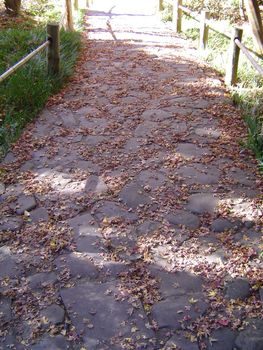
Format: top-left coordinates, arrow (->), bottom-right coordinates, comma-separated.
90,0 -> 157,16
0,1 -> 262,349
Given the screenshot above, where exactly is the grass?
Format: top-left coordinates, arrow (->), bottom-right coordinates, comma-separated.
232,89 -> 263,171
161,6 -> 263,169
0,5 -> 84,159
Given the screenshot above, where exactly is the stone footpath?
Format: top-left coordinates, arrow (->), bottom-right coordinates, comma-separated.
0,1 -> 262,349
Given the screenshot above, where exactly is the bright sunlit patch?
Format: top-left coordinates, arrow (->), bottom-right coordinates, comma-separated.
220,197 -> 262,221
33,169 -> 86,194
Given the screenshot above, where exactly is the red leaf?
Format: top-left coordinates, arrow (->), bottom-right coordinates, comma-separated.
218,319 -> 229,326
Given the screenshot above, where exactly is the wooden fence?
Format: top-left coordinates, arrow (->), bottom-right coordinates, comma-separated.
159,0 -> 263,86
0,24 -> 60,84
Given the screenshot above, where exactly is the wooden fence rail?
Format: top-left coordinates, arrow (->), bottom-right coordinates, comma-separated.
0,23 -> 60,84
234,38 -> 263,76
159,0 -> 263,86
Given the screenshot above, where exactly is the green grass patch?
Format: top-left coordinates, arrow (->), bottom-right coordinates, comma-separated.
161,3 -> 173,22
0,6 -> 84,159
233,89 -> 263,170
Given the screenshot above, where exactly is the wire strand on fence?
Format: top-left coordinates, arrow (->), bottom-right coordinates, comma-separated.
204,20 -> 262,59
0,41 -> 50,84
204,19 -> 231,40
179,4 -> 201,21
160,1 -> 263,85
234,38 -> 263,76
177,4 -> 263,60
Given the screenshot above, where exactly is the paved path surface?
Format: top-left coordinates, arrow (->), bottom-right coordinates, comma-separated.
0,1 -> 262,349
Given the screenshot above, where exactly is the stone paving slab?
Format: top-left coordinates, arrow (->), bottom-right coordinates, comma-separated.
176,163 -> 220,185
165,210 -> 201,229
119,181 -> 152,209
0,246 -> 22,279
40,304 -> 65,326
186,193 -> 220,214
55,253 -> 99,279
27,272 -> 58,291
0,1 -> 262,349
205,328 -> 237,350
60,281 -> 155,347
93,201 -> 138,223
31,335 -> 70,350
164,332 -> 199,350
151,293 -> 208,330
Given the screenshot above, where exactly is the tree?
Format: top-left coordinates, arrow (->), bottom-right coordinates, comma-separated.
239,0 -> 247,21
4,0 -> 21,15
64,0 -> 74,31
244,0 -> 263,54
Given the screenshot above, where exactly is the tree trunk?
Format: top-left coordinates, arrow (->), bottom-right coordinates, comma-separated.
239,0 -> 247,20
4,0 -> 21,15
61,0 -> 74,31
65,0 -> 74,31
244,0 -> 263,54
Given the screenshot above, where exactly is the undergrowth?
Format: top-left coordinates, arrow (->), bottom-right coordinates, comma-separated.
232,89 -> 263,171
0,5 -> 84,158
161,5 -> 263,169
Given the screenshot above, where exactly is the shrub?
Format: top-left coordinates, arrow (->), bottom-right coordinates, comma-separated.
181,0 -> 241,22
0,27 -> 82,157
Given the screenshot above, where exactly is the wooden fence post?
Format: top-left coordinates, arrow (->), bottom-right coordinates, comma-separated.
199,10 -> 210,50
47,23 -> 60,75
74,0 -> 79,11
244,0 -> 263,54
173,0 -> 182,33
86,0 -> 93,7
158,0 -> 163,11
225,27 -> 243,86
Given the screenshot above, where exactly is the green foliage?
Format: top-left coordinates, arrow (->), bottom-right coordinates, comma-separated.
186,23 -> 263,166
23,0 -> 62,23
183,19 -> 263,166
162,0 -> 241,23
203,31 -> 231,75
244,114 -> 263,160
161,3 -> 173,22
0,27 -> 82,158
0,28 -> 45,73
232,89 -> 263,169
25,0 -> 56,16
183,0 -> 241,22
161,0 -> 263,168
184,27 -> 199,41
181,17 -> 231,75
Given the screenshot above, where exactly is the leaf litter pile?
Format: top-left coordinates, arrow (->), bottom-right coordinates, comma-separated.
0,4 -> 263,350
